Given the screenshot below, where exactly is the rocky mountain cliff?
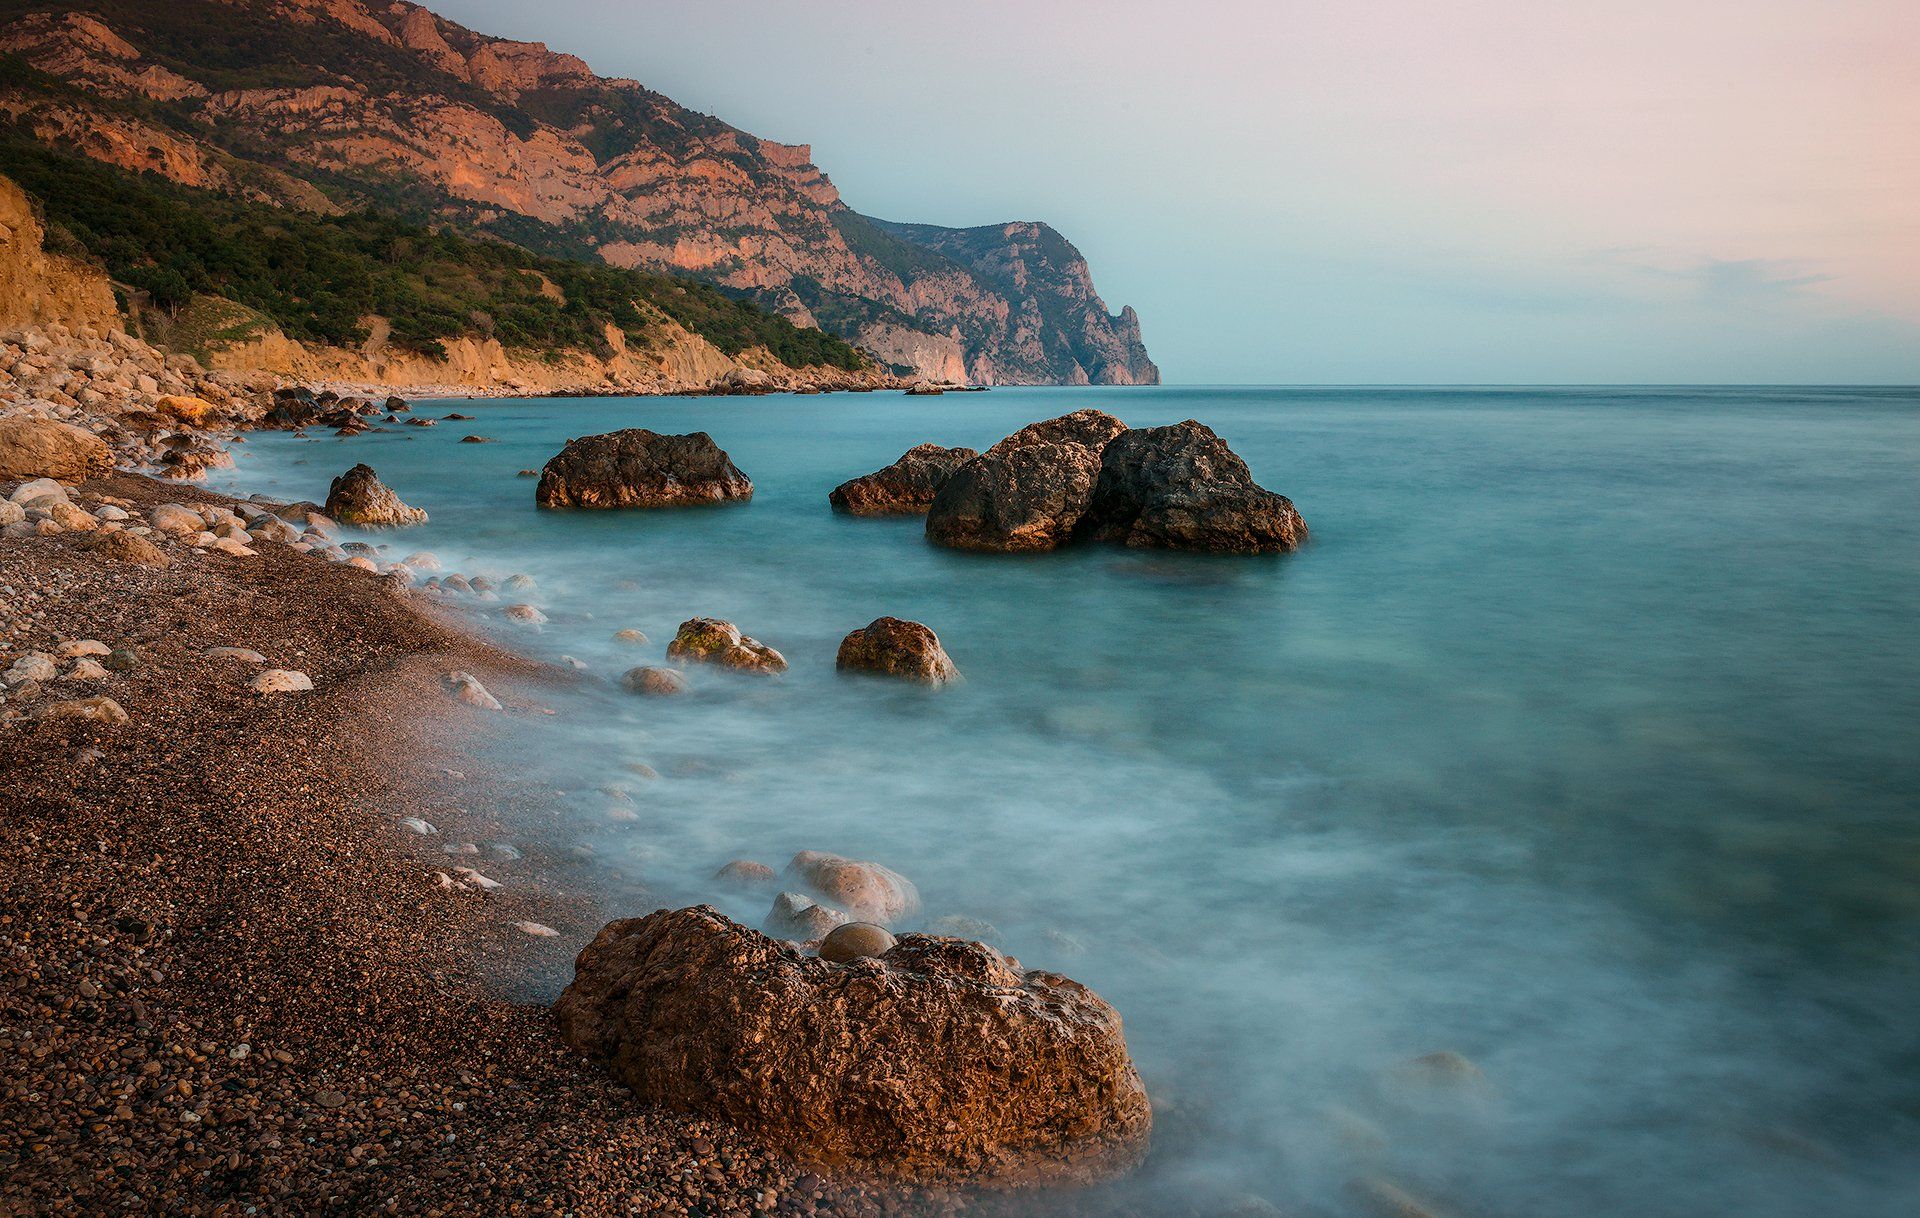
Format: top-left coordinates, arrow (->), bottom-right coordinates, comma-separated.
0,0 -> 1158,385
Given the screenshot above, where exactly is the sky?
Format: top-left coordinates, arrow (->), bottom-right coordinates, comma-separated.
430,0 -> 1919,384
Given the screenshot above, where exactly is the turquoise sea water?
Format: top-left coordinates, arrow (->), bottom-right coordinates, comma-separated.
216,386 -> 1920,1217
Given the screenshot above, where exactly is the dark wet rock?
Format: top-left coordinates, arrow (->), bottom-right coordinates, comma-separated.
835,617 -> 960,685
384,395 -> 410,413
1082,421 -> 1306,553
829,444 -> 978,516
323,464 -> 427,528
925,410 -> 1128,552
536,429 -> 752,510
666,618 -> 786,674
460,435 -> 495,444
553,905 -> 1151,1185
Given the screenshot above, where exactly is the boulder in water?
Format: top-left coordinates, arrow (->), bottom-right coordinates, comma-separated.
535,429 -> 751,509
925,410 -> 1127,552
552,906 -> 1151,1185
666,618 -> 786,674
324,464 -> 427,528
785,850 -> 919,925
1082,421 -> 1306,553
829,443 -> 978,516
835,617 -> 960,685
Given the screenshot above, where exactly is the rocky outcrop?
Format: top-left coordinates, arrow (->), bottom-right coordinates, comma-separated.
535,430 -> 751,510
552,906 -> 1151,1185
829,444 -> 978,516
0,417 -> 113,482
0,1 -> 1155,385
0,174 -> 121,335
665,619 -> 787,674
925,410 -> 1128,552
1083,421 -> 1308,553
836,618 -> 961,686
323,464 -> 427,527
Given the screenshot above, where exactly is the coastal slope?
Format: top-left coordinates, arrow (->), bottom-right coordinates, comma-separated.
0,0 -> 1158,386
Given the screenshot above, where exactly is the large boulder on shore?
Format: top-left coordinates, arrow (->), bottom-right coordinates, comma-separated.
553,906 -> 1151,1185
829,443 -> 978,515
0,417 -> 112,482
925,410 -> 1127,552
836,617 -> 960,685
323,464 -> 426,528
536,429 -> 751,509
1084,421 -> 1308,553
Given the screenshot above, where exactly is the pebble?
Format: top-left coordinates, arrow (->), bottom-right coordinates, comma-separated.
204,646 -> 268,663
56,639 -> 110,657
397,817 -> 439,835
513,921 -> 561,938
447,670 -> 502,711
503,603 -> 547,625
249,668 -> 314,695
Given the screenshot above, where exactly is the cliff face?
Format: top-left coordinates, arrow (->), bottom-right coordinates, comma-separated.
0,0 -> 1157,385
0,0 -> 1152,384
0,172 -> 118,332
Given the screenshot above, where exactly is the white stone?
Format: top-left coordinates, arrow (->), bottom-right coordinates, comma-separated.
57,639 -> 110,658
398,817 -> 438,836
249,669 -> 313,695
513,921 -> 560,938
147,504 -> 203,535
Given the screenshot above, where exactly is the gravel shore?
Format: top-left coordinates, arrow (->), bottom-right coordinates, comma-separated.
0,473 -> 941,1216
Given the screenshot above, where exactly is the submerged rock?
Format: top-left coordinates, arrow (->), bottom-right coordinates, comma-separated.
829,443 -> 978,516
836,617 -> 960,685
785,850 -> 919,926
1082,421 -> 1307,553
925,410 -> 1128,552
324,464 -> 427,528
622,666 -> 689,697
666,618 -> 787,674
714,859 -> 777,890
763,891 -> 846,940
447,671 -> 503,711
553,906 -> 1151,1185
535,429 -> 751,509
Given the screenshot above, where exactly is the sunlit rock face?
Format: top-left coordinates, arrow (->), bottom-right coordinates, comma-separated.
0,0 -> 1158,386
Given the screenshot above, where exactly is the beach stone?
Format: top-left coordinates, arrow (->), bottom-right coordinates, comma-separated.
553,905 -> 1151,1185
47,501 -> 98,532
926,410 -> 1128,552
0,501 -> 23,527
829,443 -> 978,516
614,628 -> 649,645
65,658 -> 110,681
345,556 -> 378,572
208,536 -> 258,557
819,921 -> 897,963
503,603 -> 547,625
0,417 -> 112,482
204,646 -> 268,663
148,503 -> 205,535
6,653 -> 60,684
82,529 -> 169,568
666,618 -> 787,674
8,477 -> 68,505
324,464 -> 428,527
39,695 -> 128,725
622,666 -> 688,697
535,429 -> 752,509
763,891 -> 846,940
447,671 -> 503,711
504,573 -> 536,591
401,552 -> 441,571
103,647 -> 138,672
714,859 -> 777,890
249,669 -> 314,695
1082,421 -> 1307,553
785,850 -> 920,926
515,921 -> 561,937
57,639 -> 110,658
835,617 -> 960,685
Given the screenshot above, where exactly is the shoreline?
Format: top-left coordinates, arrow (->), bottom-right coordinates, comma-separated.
0,470 -> 970,1215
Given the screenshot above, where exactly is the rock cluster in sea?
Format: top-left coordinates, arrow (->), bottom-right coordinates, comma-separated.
838,410 -> 1307,554
553,905 -> 1152,1185
324,464 -> 428,528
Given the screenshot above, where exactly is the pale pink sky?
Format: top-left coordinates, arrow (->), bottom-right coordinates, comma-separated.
434,0 -> 1920,382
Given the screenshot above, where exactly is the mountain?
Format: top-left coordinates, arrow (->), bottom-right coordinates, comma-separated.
0,0 -> 1158,386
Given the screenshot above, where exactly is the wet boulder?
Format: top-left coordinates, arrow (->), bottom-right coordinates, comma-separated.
925,410 -> 1128,552
324,464 -> 427,528
553,906 -> 1151,1185
666,618 -> 787,674
0,417 -> 112,482
836,617 -> 960,685
829,443 -> 978,516
535,429 -> 751,509
785,850 -> 919,925
1082,421 -> 1306,553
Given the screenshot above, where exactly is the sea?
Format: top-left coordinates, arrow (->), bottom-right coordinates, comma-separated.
212,385 -> 1920,1218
